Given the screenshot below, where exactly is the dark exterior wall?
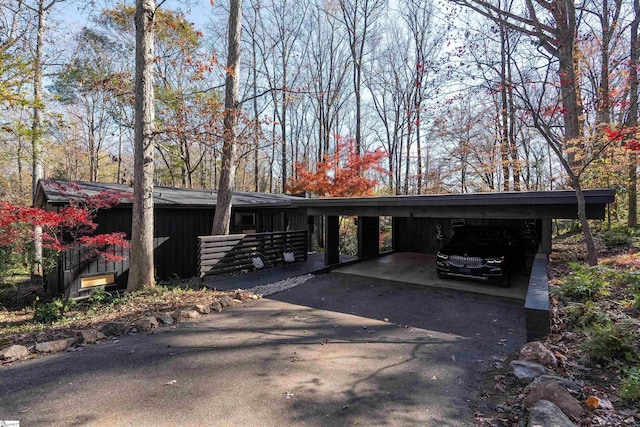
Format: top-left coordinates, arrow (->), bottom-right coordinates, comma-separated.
51,205 -> 308,297
393,217 -> 538,255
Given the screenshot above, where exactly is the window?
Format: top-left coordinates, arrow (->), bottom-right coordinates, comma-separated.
234,212 -> 255,227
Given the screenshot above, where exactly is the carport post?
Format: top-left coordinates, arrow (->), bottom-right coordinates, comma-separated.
540,218 -> 552,253
357,216 -> 379,258
325,215 -> 340,265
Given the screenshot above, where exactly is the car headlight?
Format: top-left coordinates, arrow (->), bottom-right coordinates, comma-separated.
486,256 -> 504,265
437,252 -> 448,261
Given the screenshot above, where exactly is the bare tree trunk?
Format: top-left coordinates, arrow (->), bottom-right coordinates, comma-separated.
212,0 -> 243,235
31,0 -> 47,279
127,0 -> 156,291
628,0 -> 640,227
499,19 -> 510,191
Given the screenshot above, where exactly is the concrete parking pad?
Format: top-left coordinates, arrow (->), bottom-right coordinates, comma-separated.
0,274 -> 525,426
334,252 -> 529,301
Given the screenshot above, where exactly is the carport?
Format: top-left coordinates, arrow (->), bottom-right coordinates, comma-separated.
296,189 -> 615,340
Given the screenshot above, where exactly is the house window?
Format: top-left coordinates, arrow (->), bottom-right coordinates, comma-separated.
234,212 -> 256,228
80,273 -> 115,289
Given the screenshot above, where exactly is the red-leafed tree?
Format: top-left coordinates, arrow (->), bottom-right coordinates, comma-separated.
0,183 -> 130,277
287,137 -> 388,197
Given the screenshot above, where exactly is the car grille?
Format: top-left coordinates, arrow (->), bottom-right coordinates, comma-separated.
449,255 -> 483,268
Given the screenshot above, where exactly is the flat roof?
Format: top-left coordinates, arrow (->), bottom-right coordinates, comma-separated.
37,180 -> 615,220
37,180 -> 300,209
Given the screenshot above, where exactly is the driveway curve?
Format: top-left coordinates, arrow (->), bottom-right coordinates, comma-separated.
0,273 -> 525,426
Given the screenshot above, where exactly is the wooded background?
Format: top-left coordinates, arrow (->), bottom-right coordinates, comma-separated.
0,0 -> 637,222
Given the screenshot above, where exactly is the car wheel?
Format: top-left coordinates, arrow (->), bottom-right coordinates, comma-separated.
499,273 -> 511,288
437,271 -> 448,280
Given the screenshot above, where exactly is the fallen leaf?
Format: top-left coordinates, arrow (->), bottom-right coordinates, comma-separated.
163,380 -> 177,386
586,395 -> 600,409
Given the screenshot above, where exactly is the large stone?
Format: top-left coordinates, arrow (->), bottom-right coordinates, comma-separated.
524,380 -> 584,420
520,341 -> 558,368
35,338 -> 76,354
172,309 -> 200,322
134,318 -> 157,332
157,313 -> 175,325
211,301 -> 223,313
525,375 -> 582,396
100,322 -> 127,337
220,295 -> 235,307
527,400 -> 577,427
511,360 -> 550,382
78,329 -> 107,344
0,344 -> 29,361
194,304 -> 211,315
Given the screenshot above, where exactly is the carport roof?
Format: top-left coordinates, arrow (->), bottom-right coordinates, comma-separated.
295,189 -> 615,219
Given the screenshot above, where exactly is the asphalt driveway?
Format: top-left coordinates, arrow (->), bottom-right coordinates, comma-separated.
0,273 -> 526,426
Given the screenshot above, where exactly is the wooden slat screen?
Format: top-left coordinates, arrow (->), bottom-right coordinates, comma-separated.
198,230 -> 308,278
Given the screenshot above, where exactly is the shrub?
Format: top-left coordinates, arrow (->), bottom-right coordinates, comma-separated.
33,297 -> 75,324
601,228 -> 634,248
560,263 -> 610,302
581,321 -> 638,363
620,367 -> 640,402
86,288 -> 114,306
565,301 -> 610,329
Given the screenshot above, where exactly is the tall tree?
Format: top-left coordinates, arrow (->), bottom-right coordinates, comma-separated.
451,0 -> 600,264
337,0 -> 385,156
29,0 -> 59,277
627,0 -> 640,227
127,0 -> 156,291
212,0 -> 243,235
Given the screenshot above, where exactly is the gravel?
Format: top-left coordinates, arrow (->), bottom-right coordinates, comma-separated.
247,274 -> 314,296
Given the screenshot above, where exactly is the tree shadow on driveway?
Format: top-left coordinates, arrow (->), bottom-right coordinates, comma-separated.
0,273 -> 526,426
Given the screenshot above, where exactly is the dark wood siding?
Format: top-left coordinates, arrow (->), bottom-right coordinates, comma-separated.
51,205 -> 306,297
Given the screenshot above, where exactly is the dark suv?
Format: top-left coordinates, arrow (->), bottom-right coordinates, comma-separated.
435,226 -> 523,287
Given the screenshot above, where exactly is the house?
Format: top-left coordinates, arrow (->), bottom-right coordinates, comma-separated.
35,179 -> 307,297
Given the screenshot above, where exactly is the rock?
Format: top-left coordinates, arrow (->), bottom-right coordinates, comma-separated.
220,295 -> 235,307
520,341 -> 558,368
525,375 -> 582,396
134,318 -> 155,332
100,322 -> 127,337
172,309 -> 200,322
0,344 -> 29,361
232,298 -> 243,305
78,329 -> 107,344
524,380 -> 584,420
35,338 -> 76,354
527,399 -> 577,427
157,313 -> 175,324
146,316 -> 160,327
211,301 -> 223,313
194,304 -> 211,315
511,360 -> 550,382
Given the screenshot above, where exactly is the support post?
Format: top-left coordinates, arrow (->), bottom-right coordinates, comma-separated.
325,215 -> 340,265
540,218 -> 552,253
357,216 -> 379,258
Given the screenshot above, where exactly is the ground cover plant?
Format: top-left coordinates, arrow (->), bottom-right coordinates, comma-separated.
474,226 -> 640,426
0,277 -> 256,350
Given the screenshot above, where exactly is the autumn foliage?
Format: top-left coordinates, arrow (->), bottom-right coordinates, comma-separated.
603,124 -> 640,151
287,137 -> 388,197
0,182 -> 131,263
